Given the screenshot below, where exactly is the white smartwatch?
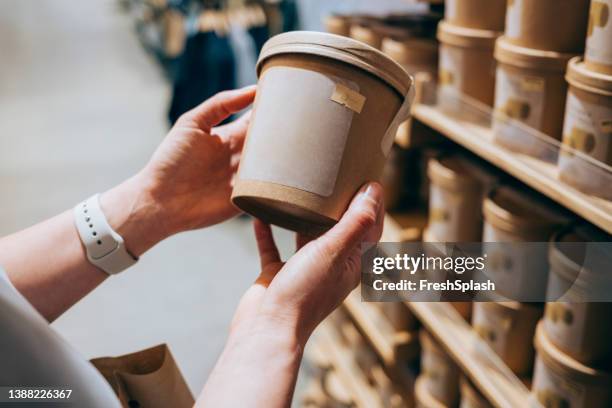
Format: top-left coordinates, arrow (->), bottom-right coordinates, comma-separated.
74,194 -> 138,275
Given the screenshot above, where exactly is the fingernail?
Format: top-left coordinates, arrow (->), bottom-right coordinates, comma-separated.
359,182 -> 382,208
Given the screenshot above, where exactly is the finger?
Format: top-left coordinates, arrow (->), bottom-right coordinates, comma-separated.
180,85 -> 256,130
213,110 -> 252,154
253,219 -> 281,269
295,232 -> 316,251
317,182 -> 383,260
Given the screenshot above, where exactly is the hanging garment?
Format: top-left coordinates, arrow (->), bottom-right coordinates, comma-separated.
168,30 -> 236,125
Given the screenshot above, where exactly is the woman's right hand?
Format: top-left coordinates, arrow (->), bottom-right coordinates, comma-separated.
231,181 -> 385,346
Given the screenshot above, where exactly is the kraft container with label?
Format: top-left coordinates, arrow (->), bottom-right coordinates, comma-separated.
492,37 -> 575,157
505,0 -> 590,53
585,0 -> 612,74
437,21 -> 499,106
558,57 -> 612,200
324,15 -> 352,37
349,23 -> 384,50
472,301 -> 543,376
232,32 -> 413,234
382,37 -> 438,75
420,330 -> 460,407
415,375 -> 446,408
426,155 -> 495,243
543,225 -> 612,368
482,186 -> 568,300
533,323 -> 612,408
444,0 -> 506,31
460,376 -> 493,408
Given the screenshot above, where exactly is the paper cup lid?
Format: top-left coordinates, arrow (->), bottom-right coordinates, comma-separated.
483,186 -> 566,234
535,323 -> 612,385
382,36 -> 438,58
427,155 -> 484,192
437,21 -> 499,50
567,56 -> 612,97
256,31 -> 412,97
549,224 -> 612,290
495,36 -> 576,72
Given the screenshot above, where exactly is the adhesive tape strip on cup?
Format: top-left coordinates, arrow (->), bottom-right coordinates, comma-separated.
381,85 -> 415,157
74,194 -> 138,275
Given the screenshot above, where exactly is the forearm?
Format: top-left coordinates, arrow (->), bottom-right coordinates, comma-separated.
197,319 -> 304,408
0,172 -> 167,321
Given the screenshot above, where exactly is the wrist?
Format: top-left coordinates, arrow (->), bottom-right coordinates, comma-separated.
99,172 -> 169,258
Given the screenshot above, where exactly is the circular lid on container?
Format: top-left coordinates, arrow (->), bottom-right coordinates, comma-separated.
567,57 -> 612,97
535,323 -> 612,385
495,36 -> 576,72
548,224 -> 612,291
437,20 -> 499,50
427,155 -> 484,192
415,376 -> 446,408
483,186 -> 566,235
382,36 -> 439,59
257,31 -> 412,96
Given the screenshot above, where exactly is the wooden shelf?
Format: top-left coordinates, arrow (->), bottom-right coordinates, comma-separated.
407,302 -> 531,408
411,104 -> 612,234
344,291 -> 419,372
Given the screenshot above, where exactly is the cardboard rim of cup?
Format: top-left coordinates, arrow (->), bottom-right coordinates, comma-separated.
483,186 -> 566,234
437,20 -> 500,50
567,56 -> 612,97
495,36 -> 576,72
256,31 -> 413,97
427,155 -> 484,192
535,322 -> 612,385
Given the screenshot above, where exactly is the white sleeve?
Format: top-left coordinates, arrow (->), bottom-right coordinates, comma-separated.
0,268 -> 121,408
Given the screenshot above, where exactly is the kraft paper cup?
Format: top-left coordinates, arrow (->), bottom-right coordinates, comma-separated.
504,0 -> 590,53
444,0 -> 507,31
437,21 -> 500,106
533,322 -> 612,408
585,0 -> 612,75
544,225 -> 612,368
559,57 -> 612,200
324,14 -> 352,37
426,154 -> 495,243
492,37 -> 576,157
381,36 -> 438,76
482,186 -> 568,300
472,301 -> 543,376
232,31 -> 413,234
419,330 -> 460,407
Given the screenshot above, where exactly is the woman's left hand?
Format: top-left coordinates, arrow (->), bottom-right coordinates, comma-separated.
100,86 -> 256,256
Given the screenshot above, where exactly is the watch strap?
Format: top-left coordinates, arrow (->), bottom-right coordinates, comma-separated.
74,194 -> 138,275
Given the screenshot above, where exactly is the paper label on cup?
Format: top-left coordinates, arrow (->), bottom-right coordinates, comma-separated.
562,91 -> 612,163
586,0 -> 612,66
533,357 -> 586,408
439,45 -> 464,91
472,303 -> 511,357
493,67 -> 546,155
239,67 -> 355,197
331,84 -> 366,114
543,303 -> 587,355
506,0 -> 523,39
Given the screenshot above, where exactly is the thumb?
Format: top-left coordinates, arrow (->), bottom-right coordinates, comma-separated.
317,182 -> 384,260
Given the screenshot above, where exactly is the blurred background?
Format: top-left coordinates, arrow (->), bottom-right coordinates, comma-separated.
0,0 -> 426,400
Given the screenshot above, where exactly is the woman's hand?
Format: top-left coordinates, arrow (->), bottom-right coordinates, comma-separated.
100,86 -> 256,256
197,182 -> 384,408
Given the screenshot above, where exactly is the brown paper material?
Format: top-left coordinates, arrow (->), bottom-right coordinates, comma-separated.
232,31 -> 412,234
533,323 -> 612,408
91,344 -> 193,408
330,83 -> 366,113
437,21 -> 499,106
504,0 -> 590,53
445,0 -> 507,31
